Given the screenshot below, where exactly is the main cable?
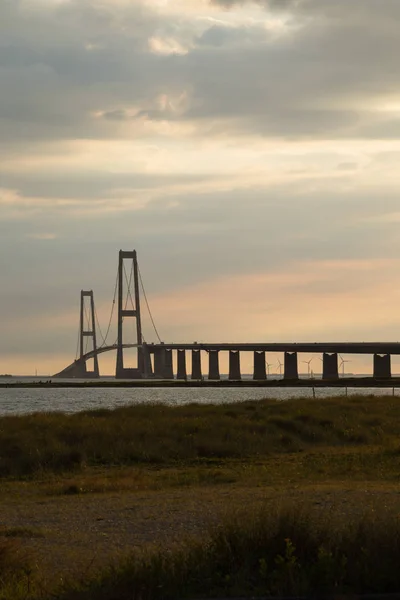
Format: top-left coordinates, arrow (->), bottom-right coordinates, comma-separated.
138,265 -> 162,343
95,271 -> 119,348
75,309 -> 80,360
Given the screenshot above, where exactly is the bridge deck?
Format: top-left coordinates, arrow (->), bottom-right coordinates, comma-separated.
146,342 -> 400,355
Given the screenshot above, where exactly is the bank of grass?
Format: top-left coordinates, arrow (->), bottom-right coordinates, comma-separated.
1,394 -> 400,478
56,501 -> 400,599
0,539 -> 37,600
3,396 -> 400,598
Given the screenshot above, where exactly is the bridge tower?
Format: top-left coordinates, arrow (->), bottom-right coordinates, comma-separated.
116,250 -> 144,379
79,290 -> 100,378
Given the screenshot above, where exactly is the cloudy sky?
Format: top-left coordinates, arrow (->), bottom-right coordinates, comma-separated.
2,0 -> 400,376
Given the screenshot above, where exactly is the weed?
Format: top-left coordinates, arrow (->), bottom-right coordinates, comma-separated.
56,502 -> 400,599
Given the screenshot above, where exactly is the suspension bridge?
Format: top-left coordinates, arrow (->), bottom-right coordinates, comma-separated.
54,250 -> 400,382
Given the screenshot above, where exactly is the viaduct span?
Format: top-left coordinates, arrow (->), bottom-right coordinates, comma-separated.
54,250 -> 400,381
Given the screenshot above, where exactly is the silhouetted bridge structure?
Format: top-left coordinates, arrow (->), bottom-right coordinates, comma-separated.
54,250 -> 400,382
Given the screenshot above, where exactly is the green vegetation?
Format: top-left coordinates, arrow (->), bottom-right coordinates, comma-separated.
0,394 -> 400,477
0,539 -> 37,600
2,395 -> 400,598
57,502 -> 400,599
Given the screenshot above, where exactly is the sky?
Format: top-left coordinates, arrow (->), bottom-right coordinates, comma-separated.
1,0 -> 400,376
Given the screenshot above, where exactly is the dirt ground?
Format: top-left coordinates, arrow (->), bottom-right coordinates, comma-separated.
2,480 -> 400,588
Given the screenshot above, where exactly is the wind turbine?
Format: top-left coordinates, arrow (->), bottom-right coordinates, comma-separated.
339,354 -> 351,377
266,361 -> 274,377
302,357 -> 313,377
276,358 -> 283,377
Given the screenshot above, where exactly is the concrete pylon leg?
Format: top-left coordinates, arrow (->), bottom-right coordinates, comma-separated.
154,348 -> 166,379
284,352 -> 298,379
229,351 -> 241,380
177,350 -> 187,380
191,350 -> 202,380
164,349 -> 174,379
142,345 -> 153,378
208,351 -> 220,380
322,353 -> 339,380
373,354 -> 391,379
253,351 -> 267,380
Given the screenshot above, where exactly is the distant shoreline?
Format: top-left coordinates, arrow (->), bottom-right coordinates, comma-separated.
1,377 -> 400,388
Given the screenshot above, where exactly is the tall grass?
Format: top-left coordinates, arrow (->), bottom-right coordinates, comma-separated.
0,539 -> 36,600
0,395 -> 399,477
56,502 -> 400,599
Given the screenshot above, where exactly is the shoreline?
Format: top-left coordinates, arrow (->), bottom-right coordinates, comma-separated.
1,376 -> 400,388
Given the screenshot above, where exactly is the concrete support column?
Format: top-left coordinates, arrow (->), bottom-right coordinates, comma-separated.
191,350 -> 202,380
373,354 -> 391,379
322,353 -> 339,380
253,351 -> 267,380
142,344 -> 153,378
177,350 -> 187,380
154,347 -> 166,379
208,350 -> 220,380
164,349 -> 174,380
228,351 -> 241,380
284,352 -> 298,379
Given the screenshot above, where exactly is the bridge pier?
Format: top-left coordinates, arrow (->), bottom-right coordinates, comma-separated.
229,351 -> 241,381
164,349 -> 174,379
253,351 -> 267,380
177,350 -> 187,380
208,350 -> 220,380
154,347 -> 166,379
284,352 -> 298,379
322,353 -> 339,380
191,350 -> 202,380
374,354 -> 391,379
142,344 -> 153,378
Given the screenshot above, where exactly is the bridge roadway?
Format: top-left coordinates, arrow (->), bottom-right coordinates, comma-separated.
146,342 -> 400,355
75,342 -> 400,364
55,341 -> 400,379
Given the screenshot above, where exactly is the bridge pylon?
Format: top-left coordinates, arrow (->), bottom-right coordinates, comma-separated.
79,290 -> 100,378
116,250 -> 144,379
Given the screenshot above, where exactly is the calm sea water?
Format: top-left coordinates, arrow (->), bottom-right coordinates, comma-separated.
0,377 -> 397,416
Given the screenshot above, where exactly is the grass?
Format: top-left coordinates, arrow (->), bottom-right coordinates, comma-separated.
2,395 -> 400,598
55,501 -> 400,599
0,394 -> 400,478
0,539 -> 37,600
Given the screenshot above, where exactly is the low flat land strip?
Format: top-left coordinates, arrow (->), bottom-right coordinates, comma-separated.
1,395 -> 400,598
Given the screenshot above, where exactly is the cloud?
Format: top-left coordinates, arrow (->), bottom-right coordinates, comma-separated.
2,0 -> 400,374
2,0 -> 400,146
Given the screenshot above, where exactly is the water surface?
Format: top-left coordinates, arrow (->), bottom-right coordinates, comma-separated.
0,377 -> 396,416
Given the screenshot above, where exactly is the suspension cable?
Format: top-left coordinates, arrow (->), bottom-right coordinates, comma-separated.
122,260 -> 149,344
138,264 -> 162,343
94,271 -> 119,348
94,306 -> 107,347
123,261 -> 140,344
123,262 -> 134,311
75,309 -> 81,360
